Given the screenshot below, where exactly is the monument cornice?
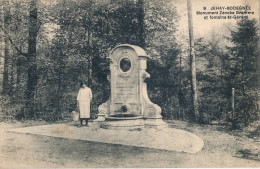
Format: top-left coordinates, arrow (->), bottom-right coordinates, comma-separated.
109,44 -> 151,59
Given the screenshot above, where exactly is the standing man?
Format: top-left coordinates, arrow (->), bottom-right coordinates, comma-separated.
77,80 -> 92,127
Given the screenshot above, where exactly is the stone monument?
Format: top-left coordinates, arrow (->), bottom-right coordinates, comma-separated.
96,44 -> 166,129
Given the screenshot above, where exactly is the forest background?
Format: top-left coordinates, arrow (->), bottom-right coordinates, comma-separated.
0,0 -> 259,129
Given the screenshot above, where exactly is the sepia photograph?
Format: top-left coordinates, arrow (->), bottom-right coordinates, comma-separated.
0,0 -> 259,168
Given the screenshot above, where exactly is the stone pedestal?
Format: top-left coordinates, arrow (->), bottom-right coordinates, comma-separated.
100,117 -> 144,130
95,44 -> 166,129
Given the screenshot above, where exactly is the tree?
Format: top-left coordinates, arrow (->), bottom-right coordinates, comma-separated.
187,0 -> 199,122
2,1 -> 12,95
25,0 -> 38,117
137,0 -> 145,48
145,0 -> 181,119
194,36 -> 229,123
226,18 -> 259,128
0,2 -> 4,93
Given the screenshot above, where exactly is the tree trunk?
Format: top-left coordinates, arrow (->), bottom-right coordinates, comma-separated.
87,28 -> 93,87
137,0 -> 145,48
9,57 -> 16,96
187,0 -> 200,122
87,0 -> 93,88
3,4 -> 12,95
26,0 -> 38,117
57,67 -> 61,117
178,54 -> 182,119
0,3 -> 5,93
16,58 -> 21,89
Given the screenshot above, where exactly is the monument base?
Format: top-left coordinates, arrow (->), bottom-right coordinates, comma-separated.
144,118 -> 168,129
99,115 -> 168,130
101,120 -> 144,130
100,116 -> 144,130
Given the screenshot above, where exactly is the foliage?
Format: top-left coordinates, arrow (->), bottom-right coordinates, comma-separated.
0,0 -> 259,129
145,0 -> 181,119
195,37 -> 228,123
225,18 -> 259,128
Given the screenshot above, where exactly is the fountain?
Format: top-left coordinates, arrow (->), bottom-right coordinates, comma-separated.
95,44 -> 166,129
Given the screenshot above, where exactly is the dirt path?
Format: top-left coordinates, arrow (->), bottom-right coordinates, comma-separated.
0,121 -> 260,168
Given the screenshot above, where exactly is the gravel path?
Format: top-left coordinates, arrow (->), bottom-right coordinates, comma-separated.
0,121 -> 260,168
